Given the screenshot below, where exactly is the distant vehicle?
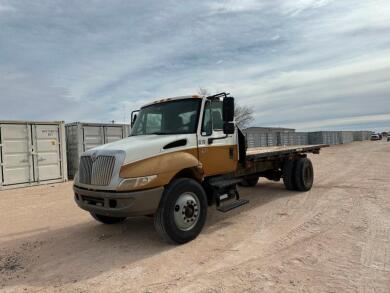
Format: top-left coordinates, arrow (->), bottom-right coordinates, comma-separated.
387,136 -> 390,142
371,134 -> 380,141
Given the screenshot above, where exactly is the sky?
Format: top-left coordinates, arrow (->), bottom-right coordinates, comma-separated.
0,0 -> 390,131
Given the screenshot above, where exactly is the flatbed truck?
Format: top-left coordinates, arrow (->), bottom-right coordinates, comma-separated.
73,93 -> 326,244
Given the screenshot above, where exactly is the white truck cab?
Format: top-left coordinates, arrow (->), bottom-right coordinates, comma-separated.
74,93 -> 324,244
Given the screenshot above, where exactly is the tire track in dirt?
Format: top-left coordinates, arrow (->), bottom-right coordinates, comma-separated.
2,141 -> 390,293
141,142 -> 386,293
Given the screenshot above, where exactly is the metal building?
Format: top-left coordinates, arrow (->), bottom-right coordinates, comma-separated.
0,121 -> 67,190
65,122 -> 130,179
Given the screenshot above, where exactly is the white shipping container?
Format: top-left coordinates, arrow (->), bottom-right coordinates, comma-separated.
0,121 -> 67,190
66,122 -> 131,179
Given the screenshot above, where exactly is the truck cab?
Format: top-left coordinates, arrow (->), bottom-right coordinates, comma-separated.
74,93 -> 322,244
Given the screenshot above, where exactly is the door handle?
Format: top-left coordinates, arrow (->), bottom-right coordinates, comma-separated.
38,158 -> 46,162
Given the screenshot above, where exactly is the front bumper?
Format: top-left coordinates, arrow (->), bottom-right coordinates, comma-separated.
73,185 -> 164,217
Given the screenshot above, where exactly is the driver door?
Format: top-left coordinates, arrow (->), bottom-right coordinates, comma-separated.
198,99 -> 238,176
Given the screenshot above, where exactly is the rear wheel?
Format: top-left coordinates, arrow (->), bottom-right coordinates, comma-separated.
239,175 -> 259,187
283,160 -> 296,191
154,178 -> 207,244
294,158 -> 314,191
90,212 -> 126,224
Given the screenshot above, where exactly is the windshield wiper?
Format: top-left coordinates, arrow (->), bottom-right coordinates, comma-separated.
149,132 -> 171,135
132,131 -> 188,136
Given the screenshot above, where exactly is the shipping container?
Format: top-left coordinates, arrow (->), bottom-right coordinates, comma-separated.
277,132 -> 294,146
244,127 -> 295,133
308,131 -> 340,145
246,128 -> 370,148
243,127 -> 293,148
291,132 -> 309,145
339,131 -> 354,144
352,131 -> 371,141
65,122 -> 131,179
0,121 -> 67,190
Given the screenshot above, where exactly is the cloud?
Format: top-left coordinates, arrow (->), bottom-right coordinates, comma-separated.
0,2 -> 14,12
0,0 -> 389,131
207,0 -> 265,14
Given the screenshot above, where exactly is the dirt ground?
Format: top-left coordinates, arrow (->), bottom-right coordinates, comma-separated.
1,141 -> 389,292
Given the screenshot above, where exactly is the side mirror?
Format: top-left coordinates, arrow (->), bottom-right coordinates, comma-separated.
223,122 -> 235,135
131,114 -> 137,127
223,97 -> 235,122
131,110 -> 139,127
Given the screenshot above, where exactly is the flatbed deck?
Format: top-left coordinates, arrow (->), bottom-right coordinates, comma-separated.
246,145 -> 328,161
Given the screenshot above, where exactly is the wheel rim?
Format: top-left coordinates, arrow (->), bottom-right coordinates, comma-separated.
173,192 -> 200,231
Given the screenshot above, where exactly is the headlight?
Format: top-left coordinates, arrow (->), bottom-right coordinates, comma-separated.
117,175 -> 157,191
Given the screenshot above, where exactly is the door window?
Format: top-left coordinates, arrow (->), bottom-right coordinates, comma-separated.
211,101 -> 223,130
201,101 -> 212,136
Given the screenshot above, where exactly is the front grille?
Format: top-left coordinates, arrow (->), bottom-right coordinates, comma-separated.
79,155 -> 116,186
79,156 -> 93,184
91,156 -> 116,186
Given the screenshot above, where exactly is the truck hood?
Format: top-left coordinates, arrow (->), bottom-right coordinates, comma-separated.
84,134 -> 194,165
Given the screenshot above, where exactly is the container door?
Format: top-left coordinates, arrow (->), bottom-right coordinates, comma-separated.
104,126 -> 124,144
83,126 -> 104,151
0,123 -> 34,185
32,124 -> 62,181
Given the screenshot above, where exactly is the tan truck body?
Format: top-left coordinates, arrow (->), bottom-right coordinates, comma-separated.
73,93 -> 325,243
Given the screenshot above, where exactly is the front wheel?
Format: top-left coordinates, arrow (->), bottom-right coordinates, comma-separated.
154,178 -> 208,244
90,212 -> 126,224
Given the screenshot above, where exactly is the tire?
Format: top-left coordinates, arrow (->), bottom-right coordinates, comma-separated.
154,178 -> 208,244
283,160 -> 296,191
294,158 -> 314,192
90,212 -> 126,224
239,175 -> 259,187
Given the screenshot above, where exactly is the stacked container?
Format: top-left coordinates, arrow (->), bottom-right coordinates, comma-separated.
339,131 -> 354,144
244,127 -> 294,148
291,132 -> 309,145
65,122 -> 130,179
352,131 -> 372,141
308,131 -> 339,145
277,132 -> 295,146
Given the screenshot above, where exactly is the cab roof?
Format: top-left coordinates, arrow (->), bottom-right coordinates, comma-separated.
141,95 -> 203,108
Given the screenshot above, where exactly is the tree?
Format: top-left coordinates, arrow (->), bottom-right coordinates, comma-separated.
234,104 -> 254,129
198,87 -> 254,129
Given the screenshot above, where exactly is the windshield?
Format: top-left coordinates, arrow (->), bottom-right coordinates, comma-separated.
131,99 -> 201,136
